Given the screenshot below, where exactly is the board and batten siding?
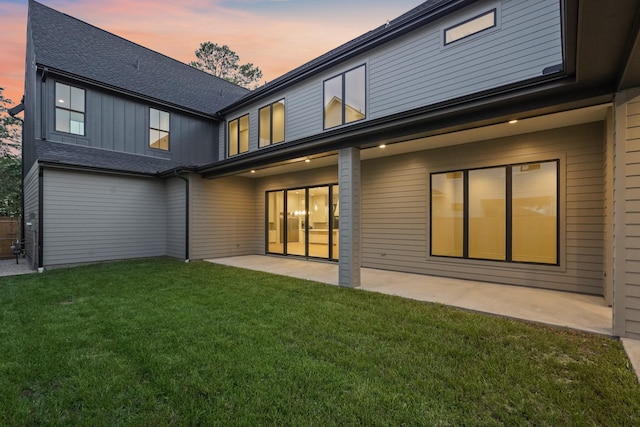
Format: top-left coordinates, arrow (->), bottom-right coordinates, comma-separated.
361,122 -> 605,295
42,169 -> 167,266
42,80 -> 217,165
220,0 -> 562,158
166,177 -> 186,259
23,163 -> 40,266
614,88 -> 640,338
189,175 -> 256,259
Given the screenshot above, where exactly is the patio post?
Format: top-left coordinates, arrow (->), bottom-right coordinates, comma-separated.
338,147 -> 361,287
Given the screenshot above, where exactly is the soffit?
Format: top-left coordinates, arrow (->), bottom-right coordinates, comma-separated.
238,104 -> 609,178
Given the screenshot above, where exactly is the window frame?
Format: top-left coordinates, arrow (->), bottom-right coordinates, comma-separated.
149,107 -> 170,151
429,159 -> 560,266
443,9 -> 497,46
323,64 -> 367,130
228,114 -> 250,157
258,99 -> 286,148
54,81 -> 86,136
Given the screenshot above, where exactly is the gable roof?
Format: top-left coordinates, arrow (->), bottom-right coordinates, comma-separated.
220,0 -> 456,113
28,0 -> 248,115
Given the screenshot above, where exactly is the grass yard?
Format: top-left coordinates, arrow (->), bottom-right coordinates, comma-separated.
0,258 -> 639,426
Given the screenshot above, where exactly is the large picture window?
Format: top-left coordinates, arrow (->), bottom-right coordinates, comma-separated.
259,99 -> 285,147
430,160 -> 558,265
323,65 -> 366,129
55,82 -> 85,135
229,114 -> 249,156
149,108 -> 170,150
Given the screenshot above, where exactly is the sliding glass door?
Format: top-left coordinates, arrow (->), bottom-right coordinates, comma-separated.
266,184 -> 338,260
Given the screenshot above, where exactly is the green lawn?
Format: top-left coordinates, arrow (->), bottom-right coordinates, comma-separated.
0,258 -> 639,426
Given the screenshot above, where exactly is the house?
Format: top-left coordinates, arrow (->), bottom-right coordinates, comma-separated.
17,0 -> 640,339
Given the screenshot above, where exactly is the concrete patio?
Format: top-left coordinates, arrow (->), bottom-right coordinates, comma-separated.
206,255 -> 640,381
0,258 -> 34,277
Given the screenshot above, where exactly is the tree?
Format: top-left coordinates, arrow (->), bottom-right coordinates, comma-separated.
0,87 -> 22,217
189,42 -> 263,90
0,87 -> 21,157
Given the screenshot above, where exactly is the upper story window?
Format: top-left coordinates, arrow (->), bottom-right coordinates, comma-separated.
55,82 -> 85,135
229,114 -> 249,156
149,108 -> 170,151
259,99 -> 285,148
323,65 -> 366,130
444,9 -> 496,45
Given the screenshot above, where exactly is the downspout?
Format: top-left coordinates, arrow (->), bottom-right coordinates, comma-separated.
174,171 -> 190,262
37,165 -> 44,271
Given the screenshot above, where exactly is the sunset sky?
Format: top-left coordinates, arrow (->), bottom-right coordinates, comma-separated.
0,0 -> 425,105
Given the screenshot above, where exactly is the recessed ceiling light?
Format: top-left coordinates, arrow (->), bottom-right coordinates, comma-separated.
509,119 -> 518,124
305,159 -> 311,163
250,170 -> 256,174
379,144 -> 386,148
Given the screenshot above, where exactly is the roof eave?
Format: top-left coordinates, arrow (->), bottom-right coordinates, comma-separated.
36,64 -> 222,121
218,0 -> 474,114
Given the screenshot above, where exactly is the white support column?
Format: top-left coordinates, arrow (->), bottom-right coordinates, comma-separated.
338,147 -> 361,288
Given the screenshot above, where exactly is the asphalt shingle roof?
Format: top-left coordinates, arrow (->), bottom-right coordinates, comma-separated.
36,141 -> 186,175
29,0 -> 248,115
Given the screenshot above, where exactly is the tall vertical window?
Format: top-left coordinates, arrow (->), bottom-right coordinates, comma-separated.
229,114 -> 249,156
430,160 -> 558,265
55,82 -> 85,135
431,172 -> 464,257
149,108 -> 170,150
324,65 -> 366,129
259,99 -> 285,148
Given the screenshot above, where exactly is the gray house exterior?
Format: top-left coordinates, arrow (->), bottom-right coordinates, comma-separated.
16,0 -> 640,339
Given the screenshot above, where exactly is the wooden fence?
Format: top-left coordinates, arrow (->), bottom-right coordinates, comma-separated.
0,217 -> 20,259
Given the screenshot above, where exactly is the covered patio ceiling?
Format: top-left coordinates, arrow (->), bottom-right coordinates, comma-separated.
238,103 -> 610,178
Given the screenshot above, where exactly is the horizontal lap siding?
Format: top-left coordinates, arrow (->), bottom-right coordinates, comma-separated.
622,91 -> 640,337
369,0 -> 562,118
361,122 -> 605,294
190,175 -> 256,259
166,178 -> 186,259
222,0 -> 561,154
23,163 -> 39,265
42,170 -> 167,266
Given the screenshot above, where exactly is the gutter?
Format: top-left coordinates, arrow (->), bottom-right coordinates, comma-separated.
218,0 -> 473,113
36,65 -> 223,121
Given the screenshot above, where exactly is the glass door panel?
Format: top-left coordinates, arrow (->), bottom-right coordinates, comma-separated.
331,186 -> 339,260
267,191 -> 284,254
286,189 -> 306,256
308,186 -> 330,259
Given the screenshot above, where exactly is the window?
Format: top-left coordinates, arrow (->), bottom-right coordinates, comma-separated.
55,82 -> 85,135
149,108 -> 170,150
259,99 -> 285,147
324,65 -> 366,129
229,114 -> 249,156
444,9 -> 496,45
430,160 -> 558,265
